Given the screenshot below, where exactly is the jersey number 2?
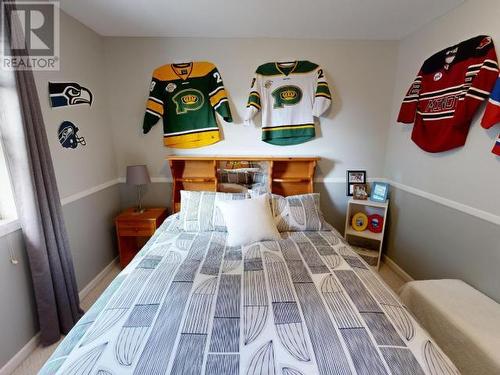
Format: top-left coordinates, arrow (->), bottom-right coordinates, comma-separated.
213,72 -> 222,83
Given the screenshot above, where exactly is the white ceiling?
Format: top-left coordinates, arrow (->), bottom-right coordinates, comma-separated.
59,0 -> 465,40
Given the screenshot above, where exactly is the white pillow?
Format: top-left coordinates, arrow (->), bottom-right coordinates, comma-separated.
216,194 -> 281,247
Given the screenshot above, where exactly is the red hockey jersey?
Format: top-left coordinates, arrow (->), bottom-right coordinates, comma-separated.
398,35 -> 499,153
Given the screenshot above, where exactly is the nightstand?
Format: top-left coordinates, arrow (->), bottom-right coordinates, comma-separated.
344,198 -> 389,269
115,207 -> 168,268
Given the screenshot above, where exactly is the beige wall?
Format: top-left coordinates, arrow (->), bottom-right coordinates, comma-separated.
384,0 -> 500,301
3,2 -> 500,369
103,37 -> 398,180
0,12 -> 121,370
385,0 -> 500,215
33,12 -> 118,198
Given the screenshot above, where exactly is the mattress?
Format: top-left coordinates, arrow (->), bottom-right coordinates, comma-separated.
39,214 -> 458,375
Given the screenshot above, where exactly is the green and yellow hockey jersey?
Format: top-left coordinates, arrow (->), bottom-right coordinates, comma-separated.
245,60 -> 332,145
143,61 -> 232,148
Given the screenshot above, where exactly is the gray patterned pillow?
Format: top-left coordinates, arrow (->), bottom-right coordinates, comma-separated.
271,193 -> 328,231
179,190 -> 248,231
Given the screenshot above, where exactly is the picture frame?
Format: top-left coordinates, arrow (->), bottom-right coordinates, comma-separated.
352,184 -> 368,200
346,170 -> 366,196
370,182 -> 389,202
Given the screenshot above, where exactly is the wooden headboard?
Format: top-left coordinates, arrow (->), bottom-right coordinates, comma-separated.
167,156 -> 320,212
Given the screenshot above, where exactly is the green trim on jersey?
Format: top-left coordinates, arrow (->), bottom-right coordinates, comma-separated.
247,90 -> 261,109
262,124 -> 316,146
315,82 -> 331,98
256,60 -> 319,76
293,60 -> 319,73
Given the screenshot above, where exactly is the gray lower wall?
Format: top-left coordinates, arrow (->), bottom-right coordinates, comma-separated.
119,182 -> 172,212
0,230 -> 37,368
0,184 -> 121,369
315,182 -> 350,232
386,187 -> 500,303
63,185 -> 121,289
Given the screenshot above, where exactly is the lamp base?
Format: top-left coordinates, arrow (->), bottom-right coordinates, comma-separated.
133,207 -> 146,214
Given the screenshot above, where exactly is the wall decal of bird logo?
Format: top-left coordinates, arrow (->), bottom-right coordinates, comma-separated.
48,82 -> 93,108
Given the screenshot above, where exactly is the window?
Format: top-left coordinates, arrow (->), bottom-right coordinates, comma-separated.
0,60 -> 19,234
0,139 -> 16,222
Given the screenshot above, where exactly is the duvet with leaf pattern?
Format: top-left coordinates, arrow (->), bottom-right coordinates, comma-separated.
39,214 -> 459,375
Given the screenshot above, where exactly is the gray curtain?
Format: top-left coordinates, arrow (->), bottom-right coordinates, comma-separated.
0,1 -> 82,345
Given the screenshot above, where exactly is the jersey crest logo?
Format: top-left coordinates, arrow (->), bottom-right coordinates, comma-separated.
172,88 -> 204,114
477,36 -> 492,49
272,85 -> 302,108
434,72 -> 443,81
166,83 -> 177,93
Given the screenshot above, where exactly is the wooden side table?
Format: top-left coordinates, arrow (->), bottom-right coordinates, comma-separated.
115,207 -> 168,268
344,198 -> 389,269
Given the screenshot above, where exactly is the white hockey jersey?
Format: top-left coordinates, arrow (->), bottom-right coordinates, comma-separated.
245,61 -> 332,145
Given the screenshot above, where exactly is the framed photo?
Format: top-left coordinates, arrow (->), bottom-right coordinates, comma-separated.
370,182 -> 389,202
346,170 -> 366,196
352,184 -> 368,200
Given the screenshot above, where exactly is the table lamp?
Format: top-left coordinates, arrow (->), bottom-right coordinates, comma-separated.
126,165 -> 151,213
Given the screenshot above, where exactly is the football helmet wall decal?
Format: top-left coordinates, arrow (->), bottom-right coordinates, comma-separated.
49,82 -> 93,108
58,121 -> 86,149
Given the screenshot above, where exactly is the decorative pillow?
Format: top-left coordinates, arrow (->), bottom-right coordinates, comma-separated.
179,190 -> 248,232
271,193 -> 328,231
216,194 -> 281,247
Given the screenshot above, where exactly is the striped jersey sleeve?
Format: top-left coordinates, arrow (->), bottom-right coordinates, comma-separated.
208,67 -> 232,122
493,134 -> 500,155
245,75 -> 262,122
482,76 -> 500,156
464,50 -> 499,104
312,66 -> 332,117
482,76 -> 500,128
397,71 -> 423,123
143,76 -> 166,134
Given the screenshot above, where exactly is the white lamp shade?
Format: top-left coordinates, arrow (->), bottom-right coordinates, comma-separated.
126,165 -> 151,185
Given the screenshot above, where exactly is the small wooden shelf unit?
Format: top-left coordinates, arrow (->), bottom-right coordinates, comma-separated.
167,156 -> 319,212
344,198 -> 389,269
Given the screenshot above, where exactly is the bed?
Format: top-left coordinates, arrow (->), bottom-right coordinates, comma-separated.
39,157 -> 459,375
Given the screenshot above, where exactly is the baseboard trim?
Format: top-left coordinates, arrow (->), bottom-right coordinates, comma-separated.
0,258 -> 118,375
0,333 -> 40,375
382,254 -> 414,283
79,257 -> 119,300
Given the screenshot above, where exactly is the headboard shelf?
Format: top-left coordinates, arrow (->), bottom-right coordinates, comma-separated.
272,178 -> 310,183
174,177 -> 215,182
167,155 -> 319,162
167,155 -> 320,212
